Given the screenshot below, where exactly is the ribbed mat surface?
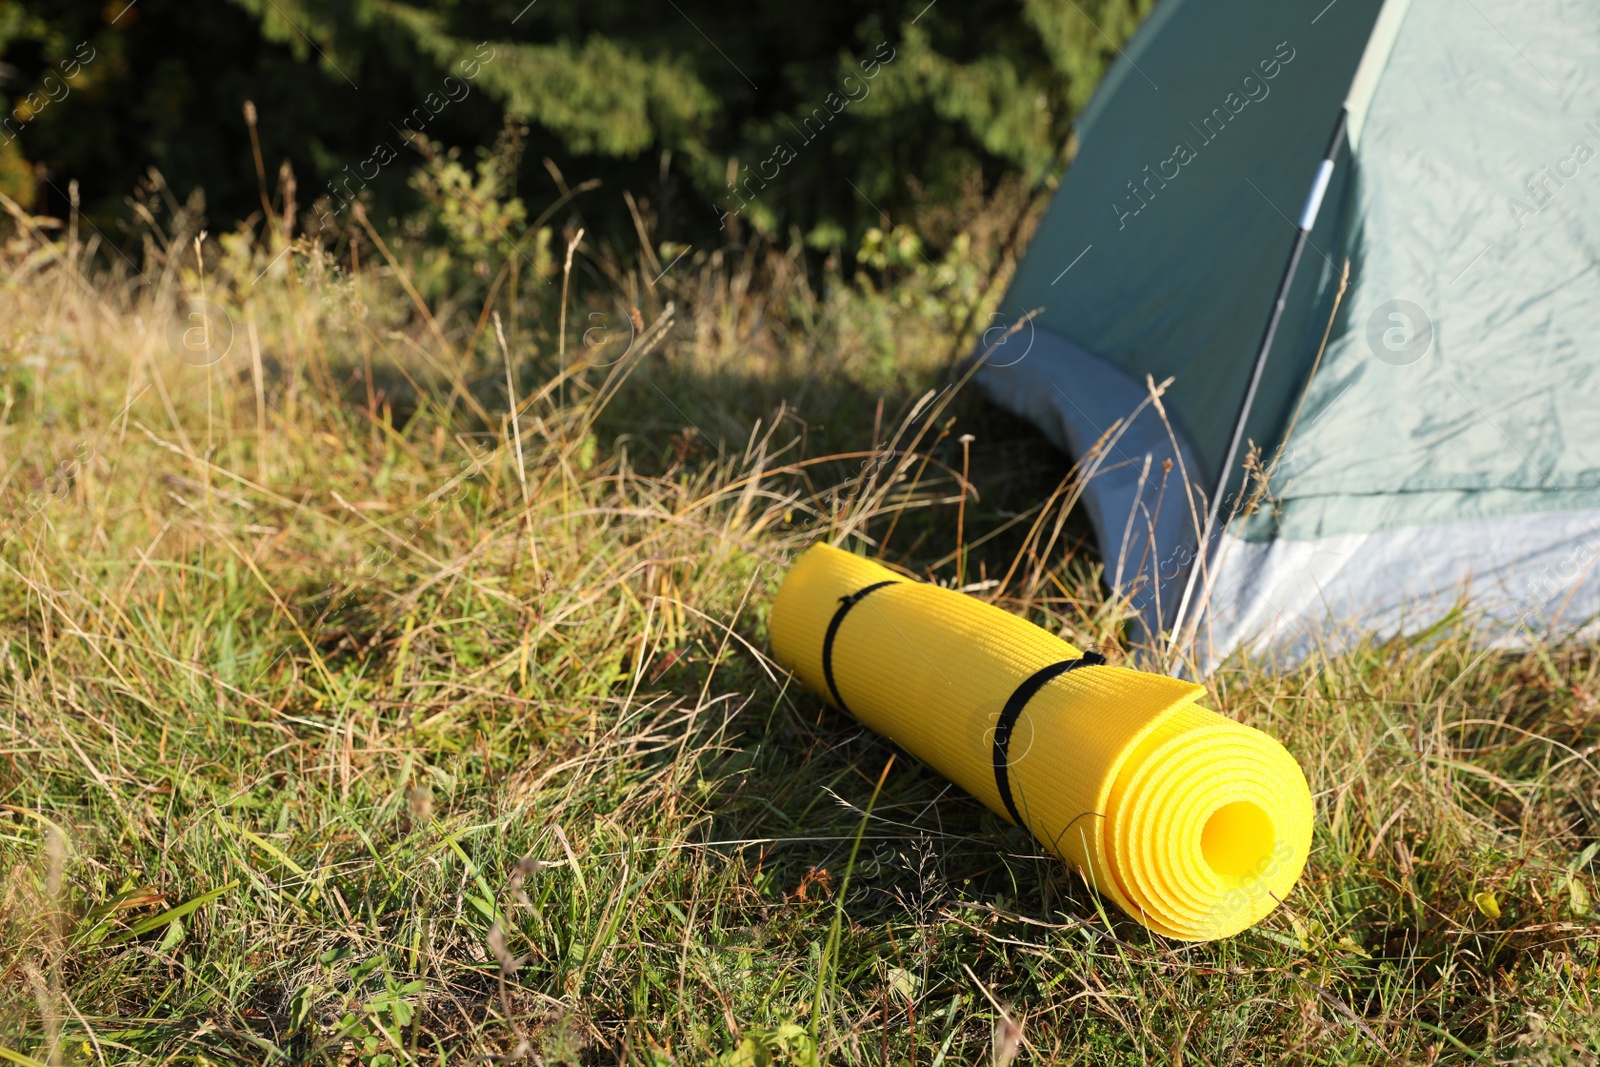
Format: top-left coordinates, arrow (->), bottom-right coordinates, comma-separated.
768,543 -> 1312,940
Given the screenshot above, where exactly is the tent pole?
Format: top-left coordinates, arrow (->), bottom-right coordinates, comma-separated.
1167,109 -> 1350,672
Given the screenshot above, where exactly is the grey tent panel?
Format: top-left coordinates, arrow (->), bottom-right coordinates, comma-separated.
1201,507 -> 1600,672
979,326 -> 1203,635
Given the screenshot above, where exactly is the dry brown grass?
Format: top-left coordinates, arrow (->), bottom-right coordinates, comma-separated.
0,181 -> 1595,1066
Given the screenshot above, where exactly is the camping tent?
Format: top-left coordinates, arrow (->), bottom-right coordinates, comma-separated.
978,0 -> 1600,670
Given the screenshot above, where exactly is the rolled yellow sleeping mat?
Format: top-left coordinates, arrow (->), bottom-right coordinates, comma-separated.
768,543 -> 1312,941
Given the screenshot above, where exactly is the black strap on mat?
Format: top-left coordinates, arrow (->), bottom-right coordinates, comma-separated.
992,651 -> 1106,828
820,580 -> 900,715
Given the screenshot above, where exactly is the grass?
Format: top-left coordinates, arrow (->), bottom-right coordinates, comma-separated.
0,183 -> 1597,1067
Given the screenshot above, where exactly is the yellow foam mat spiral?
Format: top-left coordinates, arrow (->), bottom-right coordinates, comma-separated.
768,543 -> 1312,941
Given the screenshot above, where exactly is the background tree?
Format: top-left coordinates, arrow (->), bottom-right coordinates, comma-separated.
0,0 -> 1150,249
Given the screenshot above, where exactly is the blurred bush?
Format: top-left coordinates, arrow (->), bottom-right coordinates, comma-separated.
0,0 -> 1149,247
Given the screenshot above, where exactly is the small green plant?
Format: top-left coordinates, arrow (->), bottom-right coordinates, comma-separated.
717,1021 -> 821,1067
404,121 -> 550,302
289,950 -> 425,1064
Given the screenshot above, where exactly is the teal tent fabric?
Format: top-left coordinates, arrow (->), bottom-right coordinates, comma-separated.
998,0 -> 1384,486
979,0 -> 1600,665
